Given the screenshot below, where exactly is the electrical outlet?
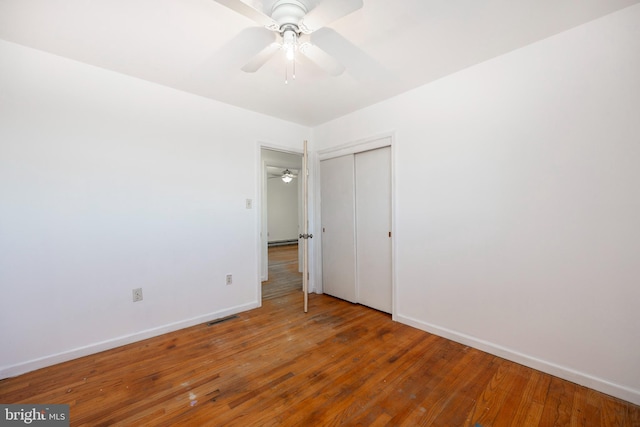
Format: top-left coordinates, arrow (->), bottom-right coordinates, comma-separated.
132,288 -> 143,302
226,274 -> 233,286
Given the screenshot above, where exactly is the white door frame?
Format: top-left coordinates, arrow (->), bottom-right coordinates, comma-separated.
314,132 -> 396,318
257,142 -> 315,305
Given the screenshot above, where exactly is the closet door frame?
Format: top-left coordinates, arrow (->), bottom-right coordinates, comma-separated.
316,133 -> 396,319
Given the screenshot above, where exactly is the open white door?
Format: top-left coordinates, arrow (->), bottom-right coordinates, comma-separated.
301,140 -> 311,313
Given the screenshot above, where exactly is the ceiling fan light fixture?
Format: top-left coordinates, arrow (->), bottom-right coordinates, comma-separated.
281,26 -> 299,83
282,169 -> 294,183
282,28 -> 298,61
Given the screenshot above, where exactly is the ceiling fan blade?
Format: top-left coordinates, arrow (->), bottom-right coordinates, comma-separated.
241,41 -> 281,72
189,27 -> 279,83
212,0 -> 277,28
299,43 -> 345,76
311,28 -> 390,81
300,0 -> 363,33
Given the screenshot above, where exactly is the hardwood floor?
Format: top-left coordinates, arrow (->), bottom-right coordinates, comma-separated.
262,244 -> 302,300
1,248 -> 638,425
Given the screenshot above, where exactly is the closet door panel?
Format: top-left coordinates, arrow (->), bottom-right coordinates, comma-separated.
320,155 -> 357,302
355,147 -> 392,313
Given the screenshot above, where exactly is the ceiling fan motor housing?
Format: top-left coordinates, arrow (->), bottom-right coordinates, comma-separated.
271,0 -> 307,32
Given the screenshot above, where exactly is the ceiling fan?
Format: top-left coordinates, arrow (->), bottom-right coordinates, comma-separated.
267,167 -> 298,182
213,0 -> 363,77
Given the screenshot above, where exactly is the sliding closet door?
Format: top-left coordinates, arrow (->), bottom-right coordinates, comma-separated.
355,147 -> 392,313
320,155 -> 357,303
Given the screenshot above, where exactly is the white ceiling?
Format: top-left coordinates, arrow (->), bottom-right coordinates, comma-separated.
1,0 -> 638,126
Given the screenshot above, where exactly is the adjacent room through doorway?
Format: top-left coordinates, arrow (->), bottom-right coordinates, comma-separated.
260,148 -> 304,301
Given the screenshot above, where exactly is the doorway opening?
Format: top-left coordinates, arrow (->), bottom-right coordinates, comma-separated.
260,148 -> 303,302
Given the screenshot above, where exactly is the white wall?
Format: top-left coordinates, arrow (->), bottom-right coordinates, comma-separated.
267,178 -> 299,242
0,40 -> 310,377
312,5 -> 640,405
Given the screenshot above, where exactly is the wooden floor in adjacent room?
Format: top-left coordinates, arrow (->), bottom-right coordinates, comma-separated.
262,244 -> 302,301
1,246 -> 638,426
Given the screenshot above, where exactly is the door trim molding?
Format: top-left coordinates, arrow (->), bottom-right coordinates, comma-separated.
317,131 -> 395,160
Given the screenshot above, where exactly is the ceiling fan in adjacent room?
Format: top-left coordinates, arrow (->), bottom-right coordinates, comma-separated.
267,168 -> 298,182
213,0 -> 363,79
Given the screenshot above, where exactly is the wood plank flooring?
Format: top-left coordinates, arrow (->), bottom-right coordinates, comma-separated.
1,246 -> 638,426
262,244 -> 302,300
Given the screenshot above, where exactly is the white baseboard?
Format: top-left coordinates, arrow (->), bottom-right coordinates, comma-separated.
0,301 -> 260,380
395,313 -> 640,406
